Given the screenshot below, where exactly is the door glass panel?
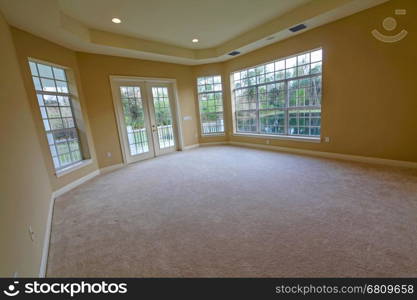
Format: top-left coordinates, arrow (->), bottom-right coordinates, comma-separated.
119,86 -> 149,155
152,87 -> 175,149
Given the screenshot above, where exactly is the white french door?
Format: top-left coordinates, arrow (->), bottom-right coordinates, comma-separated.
111,78 -> 178,164
146,83 -> 177,156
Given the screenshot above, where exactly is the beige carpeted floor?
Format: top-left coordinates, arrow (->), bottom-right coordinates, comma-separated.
47,145 -> 417,277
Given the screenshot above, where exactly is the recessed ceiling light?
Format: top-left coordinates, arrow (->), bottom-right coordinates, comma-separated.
112,18 -> 122,24
192,38 -> 199,43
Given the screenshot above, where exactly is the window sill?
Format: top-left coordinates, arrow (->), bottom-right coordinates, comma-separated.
232,133 -> 321,143
201,133 -> 226,137
55,159 -> 93,178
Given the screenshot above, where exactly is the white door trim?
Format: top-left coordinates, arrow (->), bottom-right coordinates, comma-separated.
109,75 -> 184,164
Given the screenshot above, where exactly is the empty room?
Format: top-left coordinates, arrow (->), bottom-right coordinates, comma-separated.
1,0 -> 417,292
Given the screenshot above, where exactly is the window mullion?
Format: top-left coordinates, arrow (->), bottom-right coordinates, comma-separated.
256,87 -> 260,134
34,63 -> 44,91
68,94 -> 82,157
36,90 -> 71,97
285,80 -> 289,135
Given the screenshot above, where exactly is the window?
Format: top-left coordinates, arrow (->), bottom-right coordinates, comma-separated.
231,48 -> 322,138
197,75 -> 224,134
29,60 -> 84,171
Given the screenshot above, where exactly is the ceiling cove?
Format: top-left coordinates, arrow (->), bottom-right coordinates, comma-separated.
0,0 -> 388,65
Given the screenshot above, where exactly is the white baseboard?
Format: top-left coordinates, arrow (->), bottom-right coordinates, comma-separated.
39,193 -> 55,278
229,141 -> 417,169
188,141 -> 416,169
100,163 -> 124,174
39,169 -> 101,277
53,170 -> 100,198
182,144 -> 200,150
199,142 -> 229,146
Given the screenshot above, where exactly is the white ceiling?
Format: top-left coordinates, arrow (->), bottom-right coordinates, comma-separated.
59,0 -> 310,49
0,0 -> 389,65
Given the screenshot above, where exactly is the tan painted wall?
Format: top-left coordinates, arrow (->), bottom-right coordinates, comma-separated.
10,0 -> 415,173
76,53 -> 199,168
11,28 -> 99,190
197,0 -> 417,162
0,0 -> 416,278
0,14 -> 52,277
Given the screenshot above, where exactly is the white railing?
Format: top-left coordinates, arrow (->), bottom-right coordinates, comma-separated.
127,125 -> 174,149
157,125 -> 174,148
202,120 -> 224,134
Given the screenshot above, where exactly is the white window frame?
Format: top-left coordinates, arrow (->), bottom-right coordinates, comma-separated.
196,75 -> 225,136
28,58 -> 89,174
230,48 -> 322,142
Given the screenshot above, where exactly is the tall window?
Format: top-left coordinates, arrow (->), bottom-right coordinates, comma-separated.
29,60 -> 83,171
197,75 -> 224,134
231,48 -> 322,138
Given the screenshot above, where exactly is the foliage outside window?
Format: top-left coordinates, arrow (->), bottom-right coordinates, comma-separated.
119,86 -> 149,154
231,48 -> 322,137
29,60 -> 83,170
197,75 -> 224,134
